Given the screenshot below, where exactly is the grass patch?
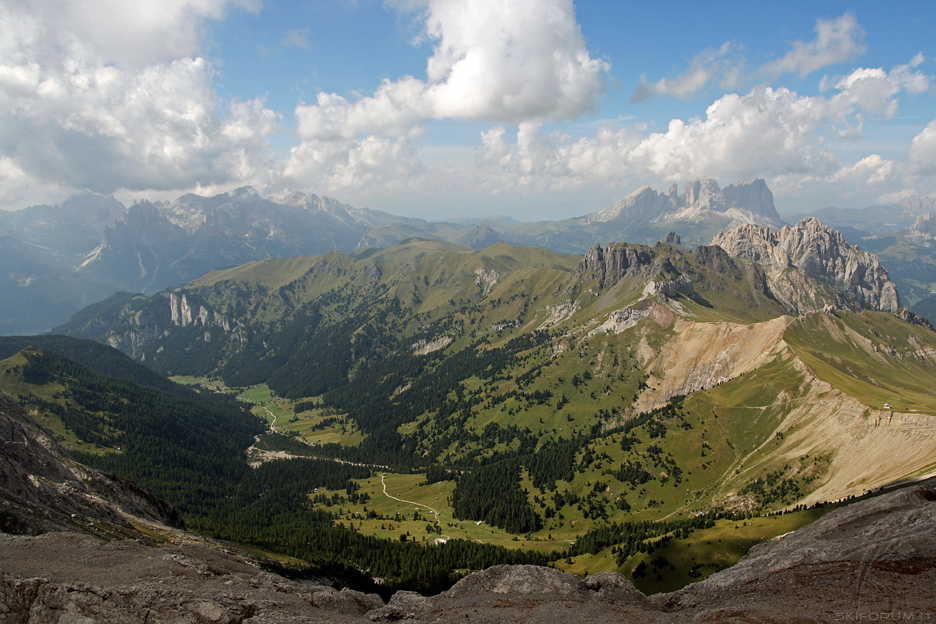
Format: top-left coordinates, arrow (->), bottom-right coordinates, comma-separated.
784,312 -> 936,414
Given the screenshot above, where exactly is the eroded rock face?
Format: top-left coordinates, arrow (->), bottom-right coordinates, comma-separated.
575,243 -> 656,290
589,179 -> 783,229
0,391 -> 183,537
0,533 -> 381,624
909,212 -> 936,240
713,217 -> 901,313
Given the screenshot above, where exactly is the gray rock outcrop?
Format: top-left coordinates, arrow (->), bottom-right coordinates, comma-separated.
0,391 -> 182,537
588,178 -> 784,230
0,533 -> 382,624
908,212 -> 936,240
574,243 -> 656,290
713,217 -> 900,313
658,483 -> 936,621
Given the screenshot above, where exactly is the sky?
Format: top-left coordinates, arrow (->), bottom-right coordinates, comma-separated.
1,0 -> 934,221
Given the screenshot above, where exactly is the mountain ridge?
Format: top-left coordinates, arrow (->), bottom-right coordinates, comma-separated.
0,179 -> 792,334
50,220 -> 936,522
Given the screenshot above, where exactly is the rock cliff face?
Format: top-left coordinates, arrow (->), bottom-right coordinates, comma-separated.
0,391 -> 182,537
77,201 -> 190,293
572,220 -> 897,317
59,289 -> 242,362
713,217 -> 900,313
908,212 -> 936,240
574,243 -> 656,290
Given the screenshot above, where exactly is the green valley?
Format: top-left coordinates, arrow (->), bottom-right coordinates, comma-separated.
20,225 -> 936,593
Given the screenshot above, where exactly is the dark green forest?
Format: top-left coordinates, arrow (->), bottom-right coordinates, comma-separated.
3,345 -> 555,594
1,335 -> 794,597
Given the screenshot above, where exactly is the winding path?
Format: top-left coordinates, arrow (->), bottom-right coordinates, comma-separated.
263,406 -> 278,430
380,474 -> 449,539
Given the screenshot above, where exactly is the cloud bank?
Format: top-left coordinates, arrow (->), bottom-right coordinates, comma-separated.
0,0 -> 275,204
284,0 -> 610,192
480,58 -> 931,198
0,2 -> 934,214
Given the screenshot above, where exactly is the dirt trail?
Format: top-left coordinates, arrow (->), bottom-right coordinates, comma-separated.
380,474 -> 446,537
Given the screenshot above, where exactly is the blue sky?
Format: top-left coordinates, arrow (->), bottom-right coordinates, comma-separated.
1,0 -> 934,220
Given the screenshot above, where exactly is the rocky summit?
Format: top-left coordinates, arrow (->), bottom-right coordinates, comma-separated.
588,178 -> 784,230
712,216 -> 900,314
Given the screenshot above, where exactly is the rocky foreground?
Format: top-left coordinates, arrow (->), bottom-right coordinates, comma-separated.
2,387 -> 935,622
2,481 -> 935,623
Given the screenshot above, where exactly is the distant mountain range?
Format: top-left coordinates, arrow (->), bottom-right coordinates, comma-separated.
858,211 -> 936,317
785,194 -> 936,242
53,217 -> 936,522
2,179 -> 933,333
6,196 -> 936,608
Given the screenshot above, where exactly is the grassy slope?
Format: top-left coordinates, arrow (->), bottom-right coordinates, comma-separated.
784,311 -> 936,413
43,238 -> 936,592
0,350 -> 116,455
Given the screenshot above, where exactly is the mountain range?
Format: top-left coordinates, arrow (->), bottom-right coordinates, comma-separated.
3,179 -> 936,615
54,218 -> 936,518
8,178 -> 933,334
2,210 -> 935,614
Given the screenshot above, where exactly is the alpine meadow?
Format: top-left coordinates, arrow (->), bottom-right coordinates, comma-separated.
3,1 -> 936,621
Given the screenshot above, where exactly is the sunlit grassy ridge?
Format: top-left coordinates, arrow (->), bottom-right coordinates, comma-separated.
785,311 -> 936,413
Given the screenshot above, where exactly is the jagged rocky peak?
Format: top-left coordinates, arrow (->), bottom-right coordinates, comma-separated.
230,185 -> 259,199
681,178 -> 723,208
894,307 -> 934,330
575,242 -> 656,289
909,212 -> 936,239
896,193 -> 936,214
106,201 -> 181,238
713,217 -> 901,313
587,185 -> 677,223
590,178 -> 782,227
675,178 -> 783,225
723,179 -> 780,220
662,231 -> 682,245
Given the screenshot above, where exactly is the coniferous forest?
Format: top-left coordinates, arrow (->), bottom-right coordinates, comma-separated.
0,338 -> 739,595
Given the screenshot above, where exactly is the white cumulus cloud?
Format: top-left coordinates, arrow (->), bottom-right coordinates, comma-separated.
419,0 -> 608,121
631,42 -> 737,102
907,120 -> 936,177
476,57 -> 931,197
830,155 -> 895,185
0,0 -> 276,203
762,13 -> 866,78
284,0 -> 608,193
2,0 -> 259,68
